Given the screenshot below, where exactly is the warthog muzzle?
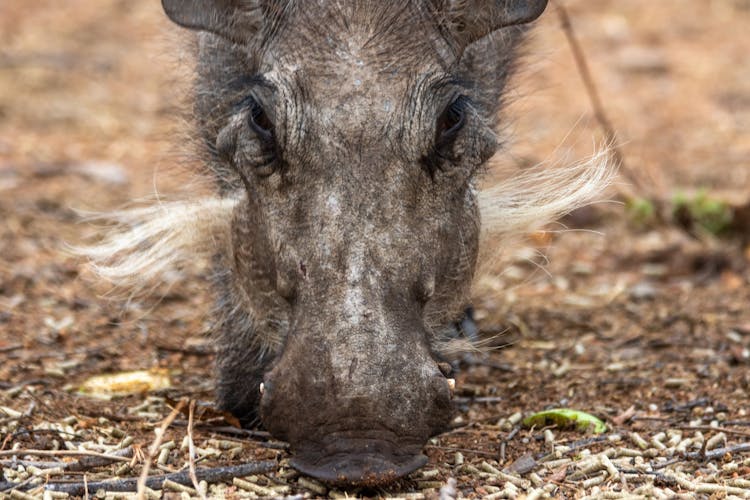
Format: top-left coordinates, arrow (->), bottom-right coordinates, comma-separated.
259,292 -> 453,485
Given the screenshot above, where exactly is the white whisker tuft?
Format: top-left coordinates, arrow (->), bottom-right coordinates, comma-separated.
479,148 -> 617,238
436,327 -> 515,357
75,196 -> 241,292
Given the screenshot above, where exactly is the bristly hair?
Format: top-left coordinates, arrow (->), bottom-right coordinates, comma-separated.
77,147 -> 614,303
75,196 -> 240,296
478,147 -> 616,239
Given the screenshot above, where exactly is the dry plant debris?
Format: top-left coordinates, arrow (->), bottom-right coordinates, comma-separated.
1,0 -> 749,498
1,394 -> 750,498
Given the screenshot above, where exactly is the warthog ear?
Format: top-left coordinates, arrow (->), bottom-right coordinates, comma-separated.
445,0 -> 548,51
161,0 -> 264,45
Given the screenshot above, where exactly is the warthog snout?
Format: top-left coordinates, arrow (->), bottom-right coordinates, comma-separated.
259,294 -> 453,484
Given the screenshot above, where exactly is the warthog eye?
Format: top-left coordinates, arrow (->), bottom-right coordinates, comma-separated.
422,96 -> 468,177
435,97 -> 466,147
248,96 -> 274,141
242,95 -> 278,177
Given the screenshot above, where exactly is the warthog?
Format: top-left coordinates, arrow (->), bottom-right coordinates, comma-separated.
84,0 -> 611,486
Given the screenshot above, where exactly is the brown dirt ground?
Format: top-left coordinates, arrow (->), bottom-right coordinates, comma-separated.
1,1 -> 749,498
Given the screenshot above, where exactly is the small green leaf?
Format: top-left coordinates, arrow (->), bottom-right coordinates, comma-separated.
522,408 -> 607,434
626,196 -> 656,226
672,189 -> 733,235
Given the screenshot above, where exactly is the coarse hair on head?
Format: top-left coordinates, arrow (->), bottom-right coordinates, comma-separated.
77,147 -> 615,300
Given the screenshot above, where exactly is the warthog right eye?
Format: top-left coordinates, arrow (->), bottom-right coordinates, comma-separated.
247,96 -> 274,141
243,95 -> 279,177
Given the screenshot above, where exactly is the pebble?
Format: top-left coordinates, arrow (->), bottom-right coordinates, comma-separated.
630,281 -> 657,300
616,46 -> 669,74
72,161 -> 129,186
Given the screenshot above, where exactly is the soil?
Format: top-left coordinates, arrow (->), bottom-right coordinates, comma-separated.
1,1 -> 749,498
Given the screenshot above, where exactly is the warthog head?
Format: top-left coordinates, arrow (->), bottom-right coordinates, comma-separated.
84,0 -> 609,486
161,0 -> 549,485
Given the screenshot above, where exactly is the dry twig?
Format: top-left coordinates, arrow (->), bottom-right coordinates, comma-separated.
0,449 -> 132,462
43,461 -> 277,496
676,425 -> 750,438
187,400 -> 206,499
66,446 -> 135,472
552,0 -> 644,196
136,398 -> 186,500
685,442 -> 750,461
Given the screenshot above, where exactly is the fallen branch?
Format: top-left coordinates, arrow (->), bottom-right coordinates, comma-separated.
199,426 -> 272,439
0,460 -> 62,469
424,445 -> 497,458
453,396 -> 506,405
0,344 -> 23,354
0,477 -> 37,494
614,467 -> 679,487
42,461 -> 277,496
0,447 -> 134,472
537,435 -> 611,462
500,427 -> 521,463
723,420 -> 750,427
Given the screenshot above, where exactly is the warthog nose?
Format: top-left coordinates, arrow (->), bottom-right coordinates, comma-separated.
268,374 -> 454,485
290,439 -> 429,486
259,306 -> 455,485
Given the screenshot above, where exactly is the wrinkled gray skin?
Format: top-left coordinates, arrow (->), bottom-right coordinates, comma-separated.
162,0 -> 547,486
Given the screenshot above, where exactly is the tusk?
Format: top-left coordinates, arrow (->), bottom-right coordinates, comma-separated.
447,378 -> 456,392
259,382 -> 265,395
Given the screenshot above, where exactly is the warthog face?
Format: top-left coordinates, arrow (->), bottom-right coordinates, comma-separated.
161,0 -> 548,485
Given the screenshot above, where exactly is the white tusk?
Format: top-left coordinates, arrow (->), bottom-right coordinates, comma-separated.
447,378 -> 456,392
259,382 -> 265,395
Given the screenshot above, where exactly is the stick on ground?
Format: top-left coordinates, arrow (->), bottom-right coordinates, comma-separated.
187,400 -> 206,500
136,398 -> 187,500
42,461 -> 278,496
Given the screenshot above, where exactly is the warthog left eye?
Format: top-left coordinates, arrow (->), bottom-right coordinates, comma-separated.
244,95 -> 278,177
215,95 -> 280,180
435,97 -> 467,147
